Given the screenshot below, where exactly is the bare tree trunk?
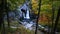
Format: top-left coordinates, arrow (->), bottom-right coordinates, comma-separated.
53,7 -> 60,34
51,5 -> 55,34
0,14 -> 3,30
35,0 -> 41,34
2,18 -> 5,34
6,11 -> 10,31
4,0 -> 11,33
6,3 -> 11,32
0,0 -> 6,34
0,13 -> 5,34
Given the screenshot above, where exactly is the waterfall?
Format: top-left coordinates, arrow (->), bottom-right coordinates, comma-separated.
25,9 -> 30,19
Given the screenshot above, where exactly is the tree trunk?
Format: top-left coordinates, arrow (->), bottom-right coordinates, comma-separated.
0,0 -> 6,34
6,11 -> 10,31
53,7 -> 60,34
51,6 -> 55,34
6,3 -> 11,32
35,0 -> 41,34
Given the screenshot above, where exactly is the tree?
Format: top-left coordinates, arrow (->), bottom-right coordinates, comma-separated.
0,0 -> 6,34
35,0 -> 41,34
53,7 -> 60,34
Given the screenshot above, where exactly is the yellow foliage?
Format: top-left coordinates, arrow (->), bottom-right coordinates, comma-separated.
31,0 -> 38,14
41,5 -> 52,11
31,0 -> 38,4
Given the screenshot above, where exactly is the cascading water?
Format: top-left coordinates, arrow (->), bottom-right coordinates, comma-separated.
16,2 -> 45,30
7,1 -> 45,32
4,1 -> 58,34
24,9 -> 30,19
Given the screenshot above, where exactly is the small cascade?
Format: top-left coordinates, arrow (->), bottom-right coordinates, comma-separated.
24,9 -> 30,19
